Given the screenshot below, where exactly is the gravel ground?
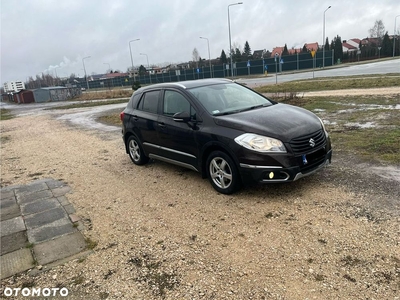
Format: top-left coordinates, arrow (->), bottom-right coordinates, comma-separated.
1,93 -> 399,299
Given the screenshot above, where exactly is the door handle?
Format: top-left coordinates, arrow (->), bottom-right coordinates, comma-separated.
132,115 -> 139,121
158,122 -> 166,128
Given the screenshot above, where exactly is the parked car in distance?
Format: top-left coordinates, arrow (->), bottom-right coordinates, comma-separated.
120,78 -> 332,194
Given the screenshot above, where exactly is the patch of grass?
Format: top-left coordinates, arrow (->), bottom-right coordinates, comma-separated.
21,280 -> 35,288
85,237 -> 98,250
79,89 -> 132,101
26,243 -> 34,249
254,74 -> 400,94
0,108 -> 13,120
97,113 -> 121,126
331,128 -> 400,164
71,275 -> 84,285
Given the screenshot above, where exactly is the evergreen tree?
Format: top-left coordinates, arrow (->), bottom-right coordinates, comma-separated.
332,35 -> 343,62
138,65 -> 146,75
381,32 -> 392,56
234,48 -> 242,62
282,44 -> 289,56
324,37 -> 330,51
302,44 -> 308,53
243,41 -> 252,57
220,50 -> 227,64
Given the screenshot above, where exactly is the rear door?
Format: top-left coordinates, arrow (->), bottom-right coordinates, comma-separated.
132,90 -> 163,156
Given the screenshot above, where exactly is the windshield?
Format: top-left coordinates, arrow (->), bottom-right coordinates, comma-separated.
188,82 -> 273,116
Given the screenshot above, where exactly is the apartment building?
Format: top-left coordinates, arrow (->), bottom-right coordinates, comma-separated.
3,81 -> 25,93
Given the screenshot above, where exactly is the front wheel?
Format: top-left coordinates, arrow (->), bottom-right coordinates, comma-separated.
206,151 -> 241,194
127,136 -> 149,165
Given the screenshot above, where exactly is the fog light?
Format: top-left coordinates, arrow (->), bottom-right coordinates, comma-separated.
269,172 -> 274,179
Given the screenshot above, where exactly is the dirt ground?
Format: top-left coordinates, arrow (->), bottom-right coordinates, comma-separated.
1,89 -> 399,299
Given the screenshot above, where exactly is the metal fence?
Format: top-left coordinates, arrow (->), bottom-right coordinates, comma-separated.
80,50 -> 335,89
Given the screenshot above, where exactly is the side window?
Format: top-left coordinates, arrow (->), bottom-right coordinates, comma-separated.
137,90 -> 159,114
130,94 -> 140,109
163,90 -> 197,120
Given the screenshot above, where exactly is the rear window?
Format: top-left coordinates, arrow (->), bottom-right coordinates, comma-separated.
137,90 -> 159,114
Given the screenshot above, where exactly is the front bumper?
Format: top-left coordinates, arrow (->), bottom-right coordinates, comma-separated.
239,149 -> 332,183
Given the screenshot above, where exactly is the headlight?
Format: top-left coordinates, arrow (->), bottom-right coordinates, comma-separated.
234,133 -> 287,153
318,117 -> 329,136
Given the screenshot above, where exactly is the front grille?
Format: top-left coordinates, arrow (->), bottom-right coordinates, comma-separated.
289,130 -> 326,155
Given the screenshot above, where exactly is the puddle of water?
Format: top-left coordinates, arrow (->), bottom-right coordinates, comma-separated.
331,102 -> 400,113
344,122 -> 376,129
323,120 -> 337,125
313,109 -> 326,112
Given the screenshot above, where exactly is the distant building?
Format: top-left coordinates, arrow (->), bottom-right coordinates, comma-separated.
32,86 -> 81,103
343,38 -> 361,52
3,81 -> 25,93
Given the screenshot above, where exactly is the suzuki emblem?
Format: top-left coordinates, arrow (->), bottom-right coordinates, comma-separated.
309,138 -> 316,147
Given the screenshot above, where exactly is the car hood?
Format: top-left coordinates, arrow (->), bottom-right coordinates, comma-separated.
214,103 -> 322,142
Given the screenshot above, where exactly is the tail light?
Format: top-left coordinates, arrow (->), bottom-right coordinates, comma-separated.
120,111 -> 125,122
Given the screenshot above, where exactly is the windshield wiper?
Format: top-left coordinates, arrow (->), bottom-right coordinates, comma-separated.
213,110 -> 241,116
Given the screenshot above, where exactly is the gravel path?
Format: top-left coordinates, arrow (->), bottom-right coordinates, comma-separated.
1,102 -> 399,299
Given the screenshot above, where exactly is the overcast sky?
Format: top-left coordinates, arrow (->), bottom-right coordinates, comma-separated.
1,0 -> 399,83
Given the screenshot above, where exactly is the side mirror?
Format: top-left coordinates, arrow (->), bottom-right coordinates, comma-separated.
173,111 -> 191,122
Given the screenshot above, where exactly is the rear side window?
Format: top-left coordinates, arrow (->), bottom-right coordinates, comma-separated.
129,93 -> 141,109
137,90 -> 159,114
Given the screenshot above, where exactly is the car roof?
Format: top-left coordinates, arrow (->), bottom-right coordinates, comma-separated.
136,78 -> 234,93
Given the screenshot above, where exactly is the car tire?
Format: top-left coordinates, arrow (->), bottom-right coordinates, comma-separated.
127,136 -> 149,165
206,151 -> 241,194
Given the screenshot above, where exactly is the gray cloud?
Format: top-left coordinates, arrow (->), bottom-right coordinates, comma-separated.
1,0 -> 399,83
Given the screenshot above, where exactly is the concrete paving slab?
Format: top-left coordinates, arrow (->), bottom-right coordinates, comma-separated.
0,190 -> 14,200
57,196 -> 70,206
24,207 -> 68,229
27,218 -> 76,243
33,232 -> 87,265
51,186 -> 72,197
16,189 -> 53,205
21,197 -> 61,216
0,248 -> 34,279
0,179 -> 88,279
45,179 -> 66,189
63,203 -> 76,214
1,216 -> 26,237
14,182 -> 49,195
0,202 -> 21,221
1,231 -> 28,255
1,196 -> 17,208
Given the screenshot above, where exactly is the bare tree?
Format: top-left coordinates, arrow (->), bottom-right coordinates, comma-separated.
192,48 -> 200,67
369,20 -> 385,45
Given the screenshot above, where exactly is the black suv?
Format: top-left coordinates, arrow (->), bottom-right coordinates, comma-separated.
121,78 -> 332,194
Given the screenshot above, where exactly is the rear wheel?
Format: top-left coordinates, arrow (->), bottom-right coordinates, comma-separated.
127,136 -> 149,165
206,151 -> 241,194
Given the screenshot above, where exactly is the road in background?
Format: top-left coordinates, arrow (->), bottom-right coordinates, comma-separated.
238,58 -> 400,88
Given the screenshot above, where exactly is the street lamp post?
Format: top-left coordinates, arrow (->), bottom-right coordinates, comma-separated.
228,2 -> 243,78
82,56 -> 91,90
103,62 -> 111,73
129,39 -> 140,82
323,5 -> 331,68
200,37 -> 212,78
393,15 -> 400,57
140,53 -> 151,84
